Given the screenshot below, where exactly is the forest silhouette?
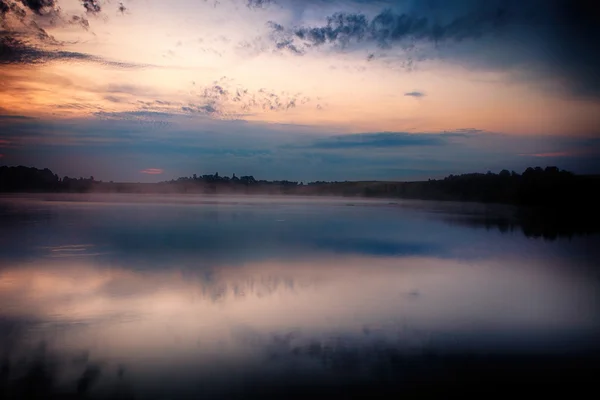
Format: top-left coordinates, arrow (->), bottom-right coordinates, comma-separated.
1,165 -> 599,208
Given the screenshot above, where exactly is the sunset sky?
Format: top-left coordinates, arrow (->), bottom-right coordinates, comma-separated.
1,0 -> 599,181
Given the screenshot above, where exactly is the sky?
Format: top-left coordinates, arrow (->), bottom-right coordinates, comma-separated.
1,0 -> 599,182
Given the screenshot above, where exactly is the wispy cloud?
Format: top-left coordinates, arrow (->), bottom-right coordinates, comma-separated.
404,91 -> 425,98
0,37 -> 153,68
0,114 -> 35,121
188,77 -> 310,116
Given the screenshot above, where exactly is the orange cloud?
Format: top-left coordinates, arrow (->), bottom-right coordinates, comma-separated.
140,168 -> 164,175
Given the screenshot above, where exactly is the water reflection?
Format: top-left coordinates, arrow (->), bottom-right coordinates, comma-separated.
400,200 -> 600,241
1,195 -> 599,398
3,257 -> 599,342
2,257 -> 599,392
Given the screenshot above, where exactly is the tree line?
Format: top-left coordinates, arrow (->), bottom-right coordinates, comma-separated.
1,165 -> 599,208
359,166 -> 598,207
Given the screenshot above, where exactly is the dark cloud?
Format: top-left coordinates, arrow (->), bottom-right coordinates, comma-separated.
267,21 -> 284,32
0,1 -> 11,16
70,14 -> 90,29
81,0 -> 101,14
275,39 -> 303,54
0,114 -> 34,121
19,0 -> 57,15
303,132 -> 445,150
0,36 -> 55,64
0,0 -> 106,68
267,0 -> 600,99
442,128 -> 484,136
547,0 -> 600,99
0,36 -> 151,68
267,20 -> 305,54
295,12 -> 370,47
182,104 -> 218,115
404,91 -> 425,97
280,7 -> 510,51
246,0 -> 273,9
10,0 -> 108,16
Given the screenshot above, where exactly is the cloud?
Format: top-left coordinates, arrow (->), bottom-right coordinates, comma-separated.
272,6 -> 511,52
0,0 -> 103,26
69,14 -> 90,29
246,0 -> 273,9
182,104 -> 219,115
0,0 -> 136,69
446,128 -> 485,136
299,132 -> 445,150
93,111 -> 175,127
103,95 -> 126,104
404,91 -> 425,98
81,0 -> 101,14
267,21 -> 284,32
16,0 -> 57,15
545,0 -> 600,99
0,114 -> 35,121
265,0 -> 600,99
0,36 -> 152,68
188,77 -> 310,116
77,78 -> 311,120
2,111 -> 600,181
140,168 -> 164,175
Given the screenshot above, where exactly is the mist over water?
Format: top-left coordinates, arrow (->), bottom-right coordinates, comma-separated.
1,194 -> 599,398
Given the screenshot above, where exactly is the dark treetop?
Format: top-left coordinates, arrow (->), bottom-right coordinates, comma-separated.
1,165 -> 599,208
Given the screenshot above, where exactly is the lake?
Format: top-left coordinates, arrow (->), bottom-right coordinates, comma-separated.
1,194 -> 599,399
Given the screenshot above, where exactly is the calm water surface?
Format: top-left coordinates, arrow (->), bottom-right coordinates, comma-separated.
1,194 -> 599,398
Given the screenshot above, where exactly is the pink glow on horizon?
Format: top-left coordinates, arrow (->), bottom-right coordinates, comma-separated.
140,168 -> 164,175
524,152 -> 571,158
